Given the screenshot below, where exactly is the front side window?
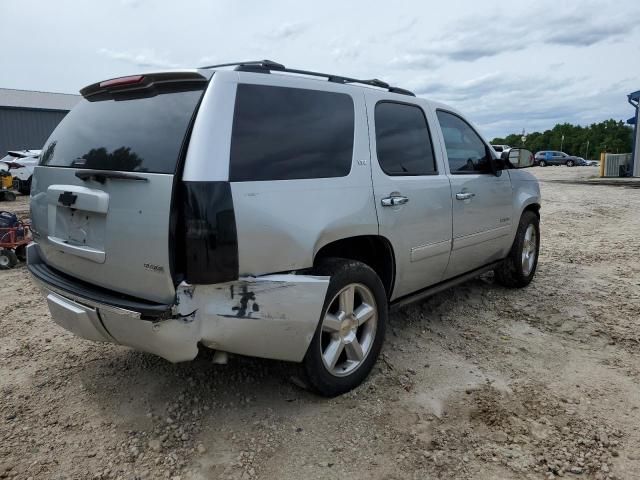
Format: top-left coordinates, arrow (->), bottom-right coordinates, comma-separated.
230,84 -> 354,181
436,110 -> 492,174
374,102 -> 437,175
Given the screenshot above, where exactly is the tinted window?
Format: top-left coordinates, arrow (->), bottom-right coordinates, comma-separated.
40,87 -> 204,174
436,110 -> 491,174
230,84 -> 354,181
374,102 -> 436,175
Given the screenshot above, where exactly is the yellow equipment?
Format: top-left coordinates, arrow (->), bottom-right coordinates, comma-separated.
0,171 -> 16,201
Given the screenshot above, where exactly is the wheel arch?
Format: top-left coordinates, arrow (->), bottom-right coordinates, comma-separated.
522,202 -> 541,219
313,235 -> 396,299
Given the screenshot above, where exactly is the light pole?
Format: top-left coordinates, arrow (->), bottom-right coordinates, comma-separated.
584,140 -> 589,159
560,134 -> 565,152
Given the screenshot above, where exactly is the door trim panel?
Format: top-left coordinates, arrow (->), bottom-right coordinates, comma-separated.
410,239 -> 451,262
452,224 -> 511,251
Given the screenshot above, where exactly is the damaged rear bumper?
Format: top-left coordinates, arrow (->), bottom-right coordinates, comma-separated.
27,244 -> 329,363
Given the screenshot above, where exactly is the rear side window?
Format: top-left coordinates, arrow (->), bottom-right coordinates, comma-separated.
40,87 -> 204,174
374,102 -> 437,176
230,84 -> 354,181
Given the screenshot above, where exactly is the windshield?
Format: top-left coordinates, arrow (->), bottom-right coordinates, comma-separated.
40,86 -> 204,174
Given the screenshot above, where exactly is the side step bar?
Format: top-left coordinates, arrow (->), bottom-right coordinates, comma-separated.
389,261 -> 502,312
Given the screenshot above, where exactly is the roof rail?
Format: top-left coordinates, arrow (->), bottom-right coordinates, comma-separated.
199,59 -> 415,97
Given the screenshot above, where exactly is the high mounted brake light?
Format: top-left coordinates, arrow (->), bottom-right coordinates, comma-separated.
80,71 -> 208,99
99,75 -> 144,88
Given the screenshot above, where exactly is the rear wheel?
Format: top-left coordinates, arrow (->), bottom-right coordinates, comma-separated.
566,159 -> 575,167
0,249 -> 18,269
304,259 -> 387,397
495,211 -> 539,288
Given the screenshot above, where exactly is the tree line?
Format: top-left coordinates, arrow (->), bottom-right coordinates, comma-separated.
491,119 -> 634,159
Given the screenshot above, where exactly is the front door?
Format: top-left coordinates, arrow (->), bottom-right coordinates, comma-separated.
434,110 -> 513,279
367,95 -> 452,300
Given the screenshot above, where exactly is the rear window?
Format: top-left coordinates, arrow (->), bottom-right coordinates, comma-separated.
40,87 -> 204,174
230,84 -> 354,181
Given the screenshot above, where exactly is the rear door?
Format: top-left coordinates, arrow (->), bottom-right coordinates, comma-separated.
367,95 -> 452,300
435,110 -> 513,279
30,72 -> 209,303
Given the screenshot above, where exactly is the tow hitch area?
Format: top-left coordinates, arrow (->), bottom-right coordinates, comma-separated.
143,274 -> 330,363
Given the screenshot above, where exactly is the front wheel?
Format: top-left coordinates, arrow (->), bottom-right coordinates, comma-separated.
304,259 -> 387,397
495,211 -> 540,288
566,160 -> 575,167
539,160 -> 546,167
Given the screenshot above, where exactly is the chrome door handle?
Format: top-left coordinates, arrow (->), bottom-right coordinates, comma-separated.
455,192 -> 475,200
381,195 -> 409,207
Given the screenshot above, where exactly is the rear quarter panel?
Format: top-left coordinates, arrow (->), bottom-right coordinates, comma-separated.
187,72 -> 378,276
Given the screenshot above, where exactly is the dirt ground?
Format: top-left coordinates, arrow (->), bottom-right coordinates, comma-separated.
1,166 -> 639,480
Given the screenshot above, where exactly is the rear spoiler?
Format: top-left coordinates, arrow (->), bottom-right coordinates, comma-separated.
7,151 -> 30,158
80,70 -> 212,99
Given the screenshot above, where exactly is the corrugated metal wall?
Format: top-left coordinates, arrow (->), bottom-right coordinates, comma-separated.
0,107 -> 68,153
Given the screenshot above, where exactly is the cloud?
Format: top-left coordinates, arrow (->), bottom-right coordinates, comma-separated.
412,72 -> 568,103
98,48 -> 180,69
119,0 -> 142,7
545,20 -> 637,46
386,17 -> 419,36
393,7 -> 639,66
331,42 -> 362,62
389,53 -> 441,70
266,22 -> 307,40
404,71 -> 635,139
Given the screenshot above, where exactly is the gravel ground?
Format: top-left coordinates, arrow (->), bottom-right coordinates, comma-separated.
1,166 -> 639,480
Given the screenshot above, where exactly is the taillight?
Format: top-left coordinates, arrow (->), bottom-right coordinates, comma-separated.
99,75 -> 144,88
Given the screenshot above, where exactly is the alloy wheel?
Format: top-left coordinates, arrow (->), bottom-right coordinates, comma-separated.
319,283 -> 378,377
521,224 -> 538,276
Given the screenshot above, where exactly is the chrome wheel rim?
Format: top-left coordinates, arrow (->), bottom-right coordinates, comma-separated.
521,224 -> 538,276
0,254 -> 8,267
320,283 -> 378,377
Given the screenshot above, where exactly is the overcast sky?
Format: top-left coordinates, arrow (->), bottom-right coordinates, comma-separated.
2,0 -> 638,139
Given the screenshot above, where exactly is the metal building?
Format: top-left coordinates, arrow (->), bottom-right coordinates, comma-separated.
0,88 -> 80,154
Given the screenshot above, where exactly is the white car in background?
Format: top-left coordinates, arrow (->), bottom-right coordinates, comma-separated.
0,150 -> 41,195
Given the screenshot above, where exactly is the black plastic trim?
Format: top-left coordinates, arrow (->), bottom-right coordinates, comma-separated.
28,262 -> 171,317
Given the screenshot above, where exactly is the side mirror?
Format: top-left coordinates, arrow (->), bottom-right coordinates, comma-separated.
501,148 -> 535,169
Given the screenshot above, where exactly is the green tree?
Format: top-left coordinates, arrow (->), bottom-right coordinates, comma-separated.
491,119 -> 633,159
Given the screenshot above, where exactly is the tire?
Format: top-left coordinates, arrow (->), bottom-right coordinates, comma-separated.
15,245 -> 26,262
0,249 -> 18,269
494,211 -> 540,288
0,191 -> 16,202
566,160 -> 574,167
304,258 -> 387,397
539,160 -> 546,167
18,178 -> 31,196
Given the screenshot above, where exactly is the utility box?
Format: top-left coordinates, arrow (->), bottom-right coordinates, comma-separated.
602,153 -> 632,177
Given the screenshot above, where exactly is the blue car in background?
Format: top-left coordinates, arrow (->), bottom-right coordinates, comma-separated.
534,151 -> 587,167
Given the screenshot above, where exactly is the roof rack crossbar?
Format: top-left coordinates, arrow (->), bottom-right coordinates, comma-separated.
199,59 -> 415,96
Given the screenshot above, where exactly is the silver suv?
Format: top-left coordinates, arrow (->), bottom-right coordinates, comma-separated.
28,60 -> 541,396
